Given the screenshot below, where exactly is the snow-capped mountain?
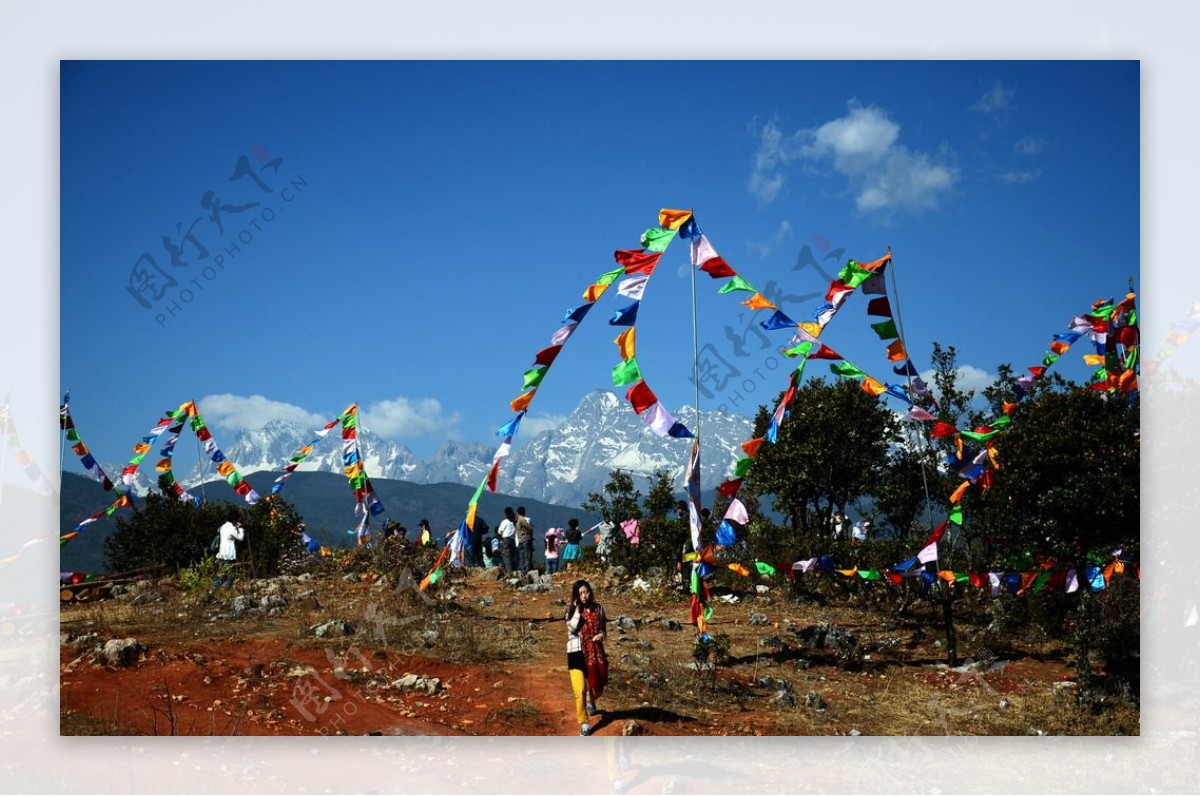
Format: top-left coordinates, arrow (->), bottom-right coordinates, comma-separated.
499,391 -> 753,506
113,391 -> 753,506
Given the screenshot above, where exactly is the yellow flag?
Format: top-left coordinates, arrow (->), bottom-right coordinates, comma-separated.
615,327 -> 636,360
658,208 -> 693,230
741,293 -> 777,311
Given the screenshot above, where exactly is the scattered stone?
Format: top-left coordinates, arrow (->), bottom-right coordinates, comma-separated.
477,595 -> 495,606
849,729 -> 862,737
645,566 -> 665,579
759,677 -> 792,692
621,719 -> 644,736
660,619 -> 682,631
481,567 -> 504,581
517,583 -> 550,593
771,690 -> 797,707
606,565 -> 628,579
760,635 -> 785,649
804,691 -> 827,711
296,589 -> 317,600
998,698 -> 1011,709
229,595 -> 256,617
630,577 -> 652,592
259,594 -> 287,611
755,585 -> 770,594
110,584 -> 128,596
101,638 -> 145,667
748,612 -> 769,626
129,591 -> 161,607
313,620 -> 354,638
341,573 -> 359,583
615,616 -> 638,631
539,574 -> 554,586
297,573 -> 313,582
418,629 -> 440,647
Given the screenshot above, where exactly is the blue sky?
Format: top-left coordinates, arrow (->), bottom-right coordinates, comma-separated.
60,60 -> 1139,475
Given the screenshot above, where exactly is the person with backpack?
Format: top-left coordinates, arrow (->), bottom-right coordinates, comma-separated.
561,518 -> 583,572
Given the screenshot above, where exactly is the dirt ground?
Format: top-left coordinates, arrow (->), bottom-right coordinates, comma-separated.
59,565 -> 1138,739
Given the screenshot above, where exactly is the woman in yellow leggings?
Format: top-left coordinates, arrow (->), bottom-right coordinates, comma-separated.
566,579 -> 608,735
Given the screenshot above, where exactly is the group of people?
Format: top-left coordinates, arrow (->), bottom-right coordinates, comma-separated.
482,506 -> 584,575
830,512 -> 873,544
210,506 -> 611,737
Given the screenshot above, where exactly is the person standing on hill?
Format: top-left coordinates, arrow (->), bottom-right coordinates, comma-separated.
212,509 -> 244,590
544,526 -> 561,575
497,507 -> 518,574
561,518 -> 583,572
469,515 -> 488,567
516,506 -> 536,574
566,579 -> 608,736
418,519 -> 432,547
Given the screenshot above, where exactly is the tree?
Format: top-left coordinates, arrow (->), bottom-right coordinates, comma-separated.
580,469 -> 642,525
744,378 -> 900,537
873,445 -> 939,540
972,387 -> 1139,565
105,492 -> 303,577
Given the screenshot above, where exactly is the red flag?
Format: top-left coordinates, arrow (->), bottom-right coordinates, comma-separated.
625,380 -> 657,414
614,249 -> 662,275
699,257 -> 736,278
930,421 -> 958,438
486,460 -> 500,493
866,297 -> 892,317
534,345 -> 563,366
717,478 -> 743,498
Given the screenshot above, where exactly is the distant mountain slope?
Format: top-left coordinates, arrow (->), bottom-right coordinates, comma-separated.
60,470 -> 600,574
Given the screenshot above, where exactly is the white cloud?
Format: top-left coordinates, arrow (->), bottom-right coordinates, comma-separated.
918,365 -> 997,401
856,149 -> 958,213
1013,135 -> 1046,156
746,220 -> 794,258
521,413 -> 568,437
971,80 -> 1016,114
748,102 -> 958,217
999,168 -> 1042,184
361,396 -> 460,438
198,393 -> 326,431
801,105 -> 900,174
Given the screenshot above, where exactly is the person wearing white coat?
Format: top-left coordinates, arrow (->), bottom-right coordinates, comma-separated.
214,509 -> 244,589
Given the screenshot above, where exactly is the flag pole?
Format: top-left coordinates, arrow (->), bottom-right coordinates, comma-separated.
887,245 -> 956,666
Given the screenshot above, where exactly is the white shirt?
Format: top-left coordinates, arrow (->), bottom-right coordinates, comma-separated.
498,518 -> 516,539
217,520 -> 244,561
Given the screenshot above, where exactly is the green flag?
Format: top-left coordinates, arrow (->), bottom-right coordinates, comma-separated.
948,504 -> 964,525
838,261 -> 874,288
641,227 -> 677,253
1032,571 -> 1050,593
718,275 -> 755,294
830,361 -> 866,379
960,429 -> 1000,444
783,340 -> 813,358
522,366 -> 548,390
611,357 -> 642,387
734,457 -> 753,477
870,318 -> 899,340
858,569 -> 882,581
1042,352 -> 1060,367
755,561 -> 777,577
469,478 -> 487,506
595,265 -> 624,286
989,415 -> 1012,429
